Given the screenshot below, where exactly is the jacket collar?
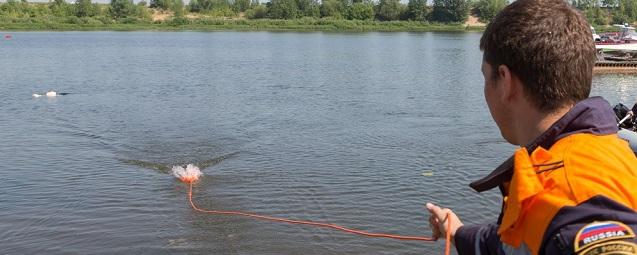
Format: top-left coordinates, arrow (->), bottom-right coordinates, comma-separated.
469,96 -> 619,192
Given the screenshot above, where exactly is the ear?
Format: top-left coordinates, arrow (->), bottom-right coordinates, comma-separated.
497,64 -> 519,103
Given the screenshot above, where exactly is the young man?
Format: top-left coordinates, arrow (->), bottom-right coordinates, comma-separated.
426,0 -> 637,254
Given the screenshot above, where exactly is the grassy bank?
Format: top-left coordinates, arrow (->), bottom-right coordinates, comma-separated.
0,17 -> 483,32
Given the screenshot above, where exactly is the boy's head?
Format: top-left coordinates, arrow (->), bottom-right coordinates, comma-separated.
480,0 -> 596,113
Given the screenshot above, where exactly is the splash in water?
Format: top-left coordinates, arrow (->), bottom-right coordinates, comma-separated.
172,164 -> 203,183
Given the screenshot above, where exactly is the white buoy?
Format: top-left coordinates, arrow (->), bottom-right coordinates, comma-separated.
46,90 -> 57,97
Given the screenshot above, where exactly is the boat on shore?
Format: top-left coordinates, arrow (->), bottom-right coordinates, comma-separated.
595,24 -> 637,51
592,25 -> 637,73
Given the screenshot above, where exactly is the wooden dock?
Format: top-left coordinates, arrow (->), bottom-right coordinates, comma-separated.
594,61 -> 637,74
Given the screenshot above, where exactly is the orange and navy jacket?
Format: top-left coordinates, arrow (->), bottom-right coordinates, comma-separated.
455,97 -> 637,255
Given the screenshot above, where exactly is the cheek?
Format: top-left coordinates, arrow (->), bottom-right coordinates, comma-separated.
484,83 -> 502,125
484,83 -> 495,115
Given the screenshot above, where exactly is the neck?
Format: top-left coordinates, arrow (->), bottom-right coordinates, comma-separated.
514,104 -> 573,146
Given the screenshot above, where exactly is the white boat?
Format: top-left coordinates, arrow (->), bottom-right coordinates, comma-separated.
596,24 -> 637,51
592,26 -> 601,42
596,43 -> 637,51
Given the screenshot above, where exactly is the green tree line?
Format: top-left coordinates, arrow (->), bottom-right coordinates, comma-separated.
473,0 -> 637,25
0,0 -> 152,24
2,0 -> 633,27
0,0 -> 472,24
573,0 -> 637,25
475,0 -> 637,26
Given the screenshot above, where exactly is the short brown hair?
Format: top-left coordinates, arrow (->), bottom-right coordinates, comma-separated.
480,0 -> 595,112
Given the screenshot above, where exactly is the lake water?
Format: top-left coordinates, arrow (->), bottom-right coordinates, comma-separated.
1,31 -> 635,254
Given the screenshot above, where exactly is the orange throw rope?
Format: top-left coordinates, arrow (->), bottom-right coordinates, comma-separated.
445,212 -> 452,254
186,181 -> 452,254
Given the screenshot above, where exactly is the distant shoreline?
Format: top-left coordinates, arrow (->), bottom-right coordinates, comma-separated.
0,19 -> 486,32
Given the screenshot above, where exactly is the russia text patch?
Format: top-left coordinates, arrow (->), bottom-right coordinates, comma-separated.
575,221 -> 635,253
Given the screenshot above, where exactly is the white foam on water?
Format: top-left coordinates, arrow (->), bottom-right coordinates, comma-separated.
172,164 -> 203,183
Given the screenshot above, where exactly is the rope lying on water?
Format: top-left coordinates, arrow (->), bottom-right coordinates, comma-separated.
185,180 -> 452,255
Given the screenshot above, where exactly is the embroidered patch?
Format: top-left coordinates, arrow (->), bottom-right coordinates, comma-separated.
577,241 -> 637,255
574,221 -> 635,252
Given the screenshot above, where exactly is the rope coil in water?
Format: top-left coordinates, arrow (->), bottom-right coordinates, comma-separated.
185,181 -> 452,255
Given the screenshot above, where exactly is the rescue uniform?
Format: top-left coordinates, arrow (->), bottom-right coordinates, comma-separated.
455,97 -> 637,255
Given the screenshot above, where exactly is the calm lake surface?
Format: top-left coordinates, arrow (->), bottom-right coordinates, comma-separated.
1,31 -> 635,254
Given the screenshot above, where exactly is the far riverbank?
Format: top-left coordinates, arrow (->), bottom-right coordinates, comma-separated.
0,18 -> 486,32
